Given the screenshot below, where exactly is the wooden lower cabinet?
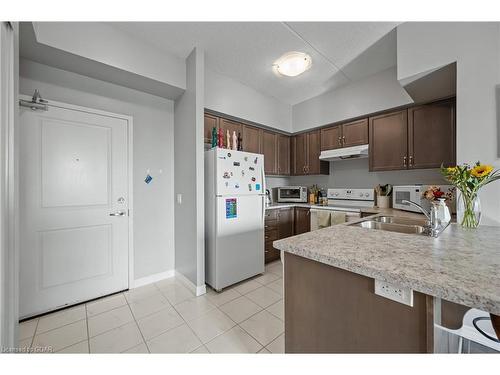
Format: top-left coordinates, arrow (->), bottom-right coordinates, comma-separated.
264,207 -> 307,264
284,253 -> 433,353
294,207 -> 311,235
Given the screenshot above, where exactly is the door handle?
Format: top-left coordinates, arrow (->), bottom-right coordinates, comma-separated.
403,156 -> 407,167
109,211 -> 126,217
338,136 -> 342,146
409,155 -> 413,167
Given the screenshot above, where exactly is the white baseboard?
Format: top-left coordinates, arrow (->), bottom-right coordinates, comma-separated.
132,269 -> 175,289
175,271 -> 207,296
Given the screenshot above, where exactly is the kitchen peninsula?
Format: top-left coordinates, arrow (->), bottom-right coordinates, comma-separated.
273,217 -> 500,353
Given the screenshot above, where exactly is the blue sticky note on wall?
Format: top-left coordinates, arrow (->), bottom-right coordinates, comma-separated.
145,174 -> 153,184
255,183 -> 261,191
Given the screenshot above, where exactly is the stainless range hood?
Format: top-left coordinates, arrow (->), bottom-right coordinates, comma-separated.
319,144 -> 369,161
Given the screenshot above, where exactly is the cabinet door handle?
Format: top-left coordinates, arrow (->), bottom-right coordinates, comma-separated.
342,135 -> 346,145
409,155 -> 413,167
403,156 -> 407,167
338,136 -> 342,146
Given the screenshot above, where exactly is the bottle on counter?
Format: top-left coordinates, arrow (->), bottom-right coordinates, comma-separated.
226,130 -> 231,150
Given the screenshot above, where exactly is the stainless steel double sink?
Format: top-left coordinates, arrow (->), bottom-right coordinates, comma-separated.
349,215 -> 434,236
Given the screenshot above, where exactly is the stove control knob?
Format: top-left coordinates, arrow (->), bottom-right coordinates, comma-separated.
359,192 -> 364,197
334,192 -> 339,196
365,193 -> 370,198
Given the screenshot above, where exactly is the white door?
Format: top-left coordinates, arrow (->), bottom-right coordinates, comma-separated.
19,103 -> 130,318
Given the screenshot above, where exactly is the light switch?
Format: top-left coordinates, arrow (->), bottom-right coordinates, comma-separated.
177,194 -> 182,204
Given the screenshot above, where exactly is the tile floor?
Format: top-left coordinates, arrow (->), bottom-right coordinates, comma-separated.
18,261 -> 284,354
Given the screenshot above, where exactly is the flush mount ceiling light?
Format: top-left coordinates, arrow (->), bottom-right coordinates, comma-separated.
272,51 -> 312,77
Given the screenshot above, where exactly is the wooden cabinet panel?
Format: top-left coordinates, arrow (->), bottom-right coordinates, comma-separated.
307,130 -> 329,175
408,100 -> 456,169
342,118 -> 368,147
219,118 -> 243,148
369,110 -> 408,171
292,134 -> 307,175
262,130 -> 278,175
204,114 -> 218,144
277,135 -> 290,175
242,125 -> 262,154
278,208 -> 294,239
294,207 -> 311,235
321,125 -> 342,151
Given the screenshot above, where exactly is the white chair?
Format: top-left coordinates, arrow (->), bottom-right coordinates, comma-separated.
436,308 -> 500,353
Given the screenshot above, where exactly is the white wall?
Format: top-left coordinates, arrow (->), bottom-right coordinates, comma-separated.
205,67 -> 292,132
19,59 -> 176,281
292,67 -> 413,132
32,22 -> 186,91
397,22 -> 500,225
174,49 -> 205,290
289,159 -> 445,190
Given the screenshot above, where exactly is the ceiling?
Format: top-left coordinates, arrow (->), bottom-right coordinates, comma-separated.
109,22 -> 399,105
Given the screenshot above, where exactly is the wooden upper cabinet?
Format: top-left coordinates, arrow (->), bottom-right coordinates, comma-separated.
321,125 -> 342,151
242,125 -> 262,154
292,133 -> 308,175
292,131 -> 328,175
277,134 -> 290,175
262,130 -> 278,175
369,110 -> 408,171
204,113 -> 219,144
342,118 -> 368,147
307,130 -> 325,175
219,118 -> 243,145
408,99 -> 456,169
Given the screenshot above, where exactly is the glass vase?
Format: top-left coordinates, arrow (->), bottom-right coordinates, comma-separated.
457,191 -> 481,229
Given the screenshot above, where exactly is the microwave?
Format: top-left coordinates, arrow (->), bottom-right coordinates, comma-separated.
392,185 -> 455,213
277,186 -> 308,203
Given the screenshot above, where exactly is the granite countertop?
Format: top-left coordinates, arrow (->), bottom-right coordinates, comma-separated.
273,219 -> 500,315
266,203 -> 427,219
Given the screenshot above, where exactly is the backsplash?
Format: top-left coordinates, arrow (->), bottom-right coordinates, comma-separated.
270,158 -> 447,191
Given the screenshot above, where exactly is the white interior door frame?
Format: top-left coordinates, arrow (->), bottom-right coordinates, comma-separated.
1,21 -> 19,350
18,94 -> 135,288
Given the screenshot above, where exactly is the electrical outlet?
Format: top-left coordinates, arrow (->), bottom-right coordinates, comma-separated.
374,280 -> 413,306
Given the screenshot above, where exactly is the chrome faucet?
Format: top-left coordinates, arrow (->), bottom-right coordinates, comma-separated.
402,199 -> 449,237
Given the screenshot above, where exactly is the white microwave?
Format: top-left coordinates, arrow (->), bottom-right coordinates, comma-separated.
392,185 -> 455,213
277,186 -> 308,203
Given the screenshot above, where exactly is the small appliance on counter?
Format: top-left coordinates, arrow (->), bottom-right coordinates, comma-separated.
265,189 -> 272,206
393,185 -> 455,213
277,186 -> 308,203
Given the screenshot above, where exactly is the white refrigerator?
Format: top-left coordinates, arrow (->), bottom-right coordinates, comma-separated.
205,148 -> 265,291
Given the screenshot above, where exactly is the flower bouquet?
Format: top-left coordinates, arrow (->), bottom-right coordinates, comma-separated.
441,162 -> 500,228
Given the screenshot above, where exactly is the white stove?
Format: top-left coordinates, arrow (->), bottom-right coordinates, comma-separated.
326,188 -> 375,212
310,188 -> 375,230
